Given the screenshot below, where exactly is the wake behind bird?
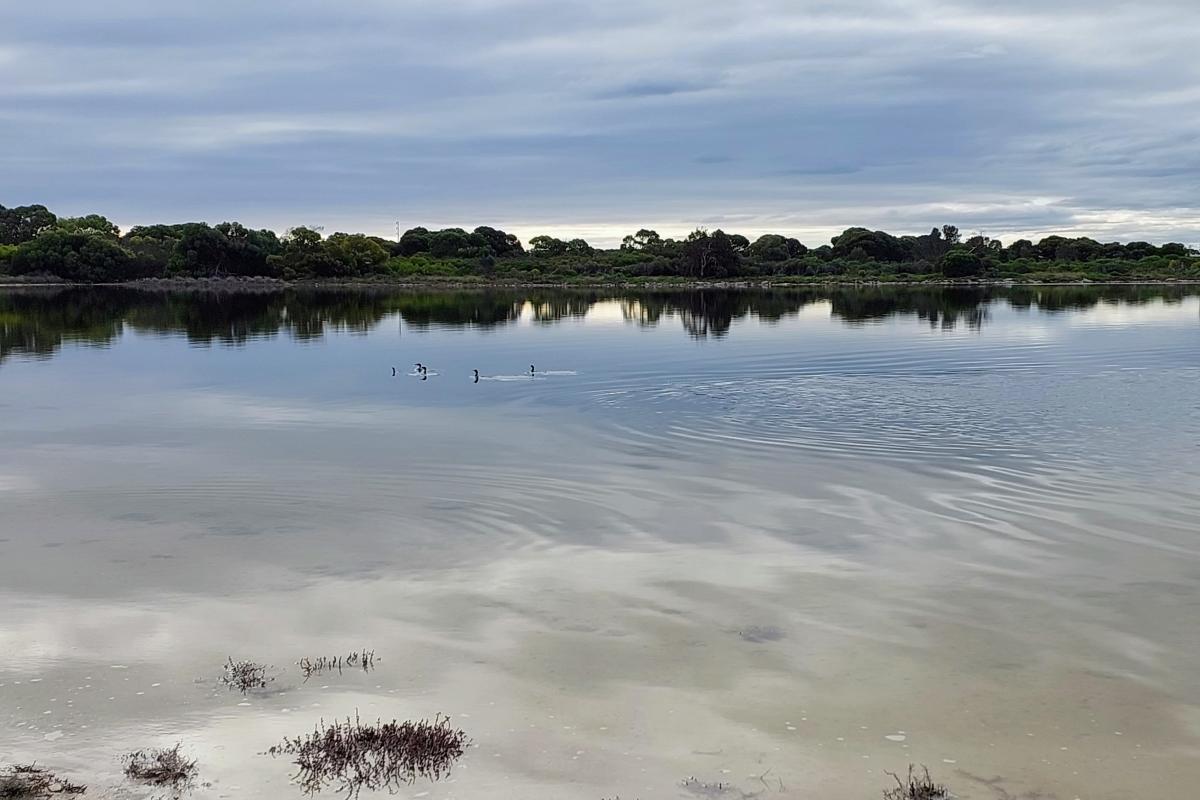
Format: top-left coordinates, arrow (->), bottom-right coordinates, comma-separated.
475,369 -> 579,381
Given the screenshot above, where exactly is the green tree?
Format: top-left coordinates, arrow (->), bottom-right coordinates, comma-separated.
621,229 -> 663,251
904,228 -> 951,263
281,226 -> 343,277
10,229 -> 136,281
1006,239 -> 1037,260
326,233 -> 390,274
680,229 -> 739,278
940,249 -> 983,278
473,226 -> 523,256
1035,236 -> 1072,260
57,214 -> 120,237
0,243 -> 17,273
749,234 -> 806,262
529,235 -> 569,256
169,224 -> 237,276
831,228 -> 906,262
0,204 -> 57,244
285,226 -> 324,251
429,228 -> 487,258
214,221 -> 282,276
123,224 -> 189,274
398,226 -> 433,256
964,235 -> 1002,257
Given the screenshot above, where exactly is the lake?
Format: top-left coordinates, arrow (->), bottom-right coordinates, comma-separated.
1,285 -> 1198,799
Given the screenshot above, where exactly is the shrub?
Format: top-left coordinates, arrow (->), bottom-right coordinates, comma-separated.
11,230 -> 137,282
269,713 -> 468,797
123,744 -> 197,788
882,765 -> 949,800
0,764 -> 85,797
219,658 -> 273,695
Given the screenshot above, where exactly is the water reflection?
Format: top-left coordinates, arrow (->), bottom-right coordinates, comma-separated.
2,284 -> 1196,363
1,283 -> 1199,799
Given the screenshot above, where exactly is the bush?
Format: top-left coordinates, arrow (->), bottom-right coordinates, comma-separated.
940,249 -> 983,278
219,658 -> 272,695
11,230 -> 138,282
883,765 -> 949,799
0,244 -> 17,274
123,744 -> 197,788
0,764 -> 85,797
269,714 -> 468,797
384,256 -> 461,277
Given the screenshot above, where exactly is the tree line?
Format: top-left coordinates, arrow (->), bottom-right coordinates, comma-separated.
1,203 -> 1197,284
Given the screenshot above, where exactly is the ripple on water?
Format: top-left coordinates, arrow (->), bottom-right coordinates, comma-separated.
585,353 -> 1200,562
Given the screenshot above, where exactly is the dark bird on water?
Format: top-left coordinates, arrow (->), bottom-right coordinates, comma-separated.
473,369 -> 480,383
530,364 -> 536,375
392,366 -> 397,376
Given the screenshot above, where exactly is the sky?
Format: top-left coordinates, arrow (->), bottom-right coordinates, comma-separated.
2,0 -> 1199,248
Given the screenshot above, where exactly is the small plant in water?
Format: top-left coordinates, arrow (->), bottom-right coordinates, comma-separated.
219,657 -> 273,695
298,650 -> 377,681
269,712 -> 468,798
883,765 -> 949,800
0,764 -> 86,798
123,744 -> 198,789
680,776 -> 735,798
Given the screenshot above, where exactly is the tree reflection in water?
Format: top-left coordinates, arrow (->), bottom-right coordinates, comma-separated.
1,284 -> 1195,363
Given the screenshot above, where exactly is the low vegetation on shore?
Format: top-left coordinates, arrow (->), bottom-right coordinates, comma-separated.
1,203 -> 1196,285
882,765 -> 950,800
299,650 -> 377,681
0,764 -> 85,798
122,744 -> 198,790
268,713 -> 469,797
219,657 -> 274,695
4,749 -> 948,799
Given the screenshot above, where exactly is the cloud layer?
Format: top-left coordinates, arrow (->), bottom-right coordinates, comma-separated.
3,0 -> 1198,246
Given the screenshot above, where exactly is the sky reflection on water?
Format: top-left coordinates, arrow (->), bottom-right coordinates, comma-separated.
1,286 -> 1198,799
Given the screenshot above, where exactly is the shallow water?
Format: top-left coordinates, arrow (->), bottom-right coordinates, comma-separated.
1,285 -> 1198,799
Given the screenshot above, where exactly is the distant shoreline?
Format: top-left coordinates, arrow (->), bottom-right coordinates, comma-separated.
5,207 -> 1196,286
3,276 -> 1200,292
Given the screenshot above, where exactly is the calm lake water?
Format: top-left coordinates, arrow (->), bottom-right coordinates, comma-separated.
1,285 -> 1198,799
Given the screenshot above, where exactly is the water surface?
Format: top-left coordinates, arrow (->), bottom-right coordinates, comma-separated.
1,286 -> 1198,799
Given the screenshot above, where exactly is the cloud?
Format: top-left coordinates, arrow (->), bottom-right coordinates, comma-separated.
595,80 -> 715,99
1,0 -> 1198,247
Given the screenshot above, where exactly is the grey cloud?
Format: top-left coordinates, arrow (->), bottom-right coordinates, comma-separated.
776,166 -> 863,177
0,0 -> 1198,247
596,80 -> 714,99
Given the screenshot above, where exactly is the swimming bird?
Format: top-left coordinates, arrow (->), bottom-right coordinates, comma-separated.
414,362 -> 424,373
530,364 -> 536,375
473,369 -> 480,383
392,366 -> 397,376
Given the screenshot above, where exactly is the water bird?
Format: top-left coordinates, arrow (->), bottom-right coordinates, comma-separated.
530,364 -> 536,375
473,369 -> 480,383
392,366 -> 396,376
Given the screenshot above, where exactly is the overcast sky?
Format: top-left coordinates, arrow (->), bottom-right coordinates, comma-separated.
3,0 -> 1198,247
